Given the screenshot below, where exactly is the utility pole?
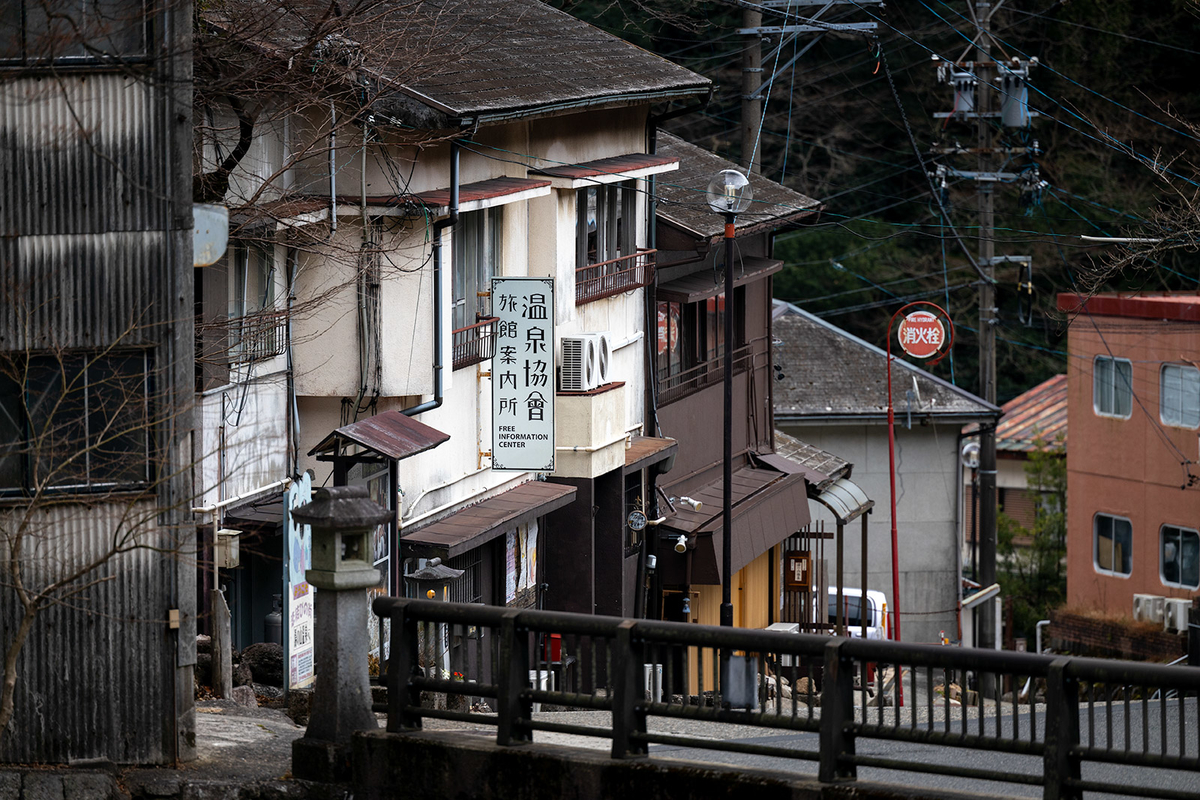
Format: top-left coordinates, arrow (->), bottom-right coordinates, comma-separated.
735,1 -> 882,174
974,0 -> 999,660
932,3 -> 1039,663
741,6 -> 762,174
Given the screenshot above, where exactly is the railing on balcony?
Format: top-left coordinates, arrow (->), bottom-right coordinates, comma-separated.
657,343 -> 754,406
196,309 -> 289,368
452,316 -> 499,371
576,249 -> 655,306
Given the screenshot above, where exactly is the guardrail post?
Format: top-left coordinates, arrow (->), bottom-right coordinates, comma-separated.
386,601 -> 422,732
612,620 -> 648,758
1044,657 -> 1081,800
496,609 -> 532,746
819,639 -> 856,783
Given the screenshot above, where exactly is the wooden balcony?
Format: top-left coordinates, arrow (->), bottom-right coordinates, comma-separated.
575,249 -> 655,306
452,316 -> 499,370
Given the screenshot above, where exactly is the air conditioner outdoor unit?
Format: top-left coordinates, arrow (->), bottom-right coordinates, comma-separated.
560,333 -> 611,391
1163,598 -> 1191,633
1132,593 -> 1165,625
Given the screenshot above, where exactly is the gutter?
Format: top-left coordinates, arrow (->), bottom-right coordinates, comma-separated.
449,85 -> 710,127
403,139 -> 460,417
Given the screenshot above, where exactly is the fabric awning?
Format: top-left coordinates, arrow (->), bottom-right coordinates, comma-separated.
402,481 -> 577,559
657,257 -> 783,304
662,465 -> 810,585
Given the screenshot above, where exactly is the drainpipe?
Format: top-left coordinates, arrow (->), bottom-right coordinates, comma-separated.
329,102 -> 337,236
403,139 -> 459,417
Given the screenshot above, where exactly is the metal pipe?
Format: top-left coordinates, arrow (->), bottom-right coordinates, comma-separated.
403,140 -> 459,417
721,214 -> 735,629
329,101 -> 337,236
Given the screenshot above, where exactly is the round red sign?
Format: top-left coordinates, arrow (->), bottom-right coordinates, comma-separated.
897,310 -> 946,359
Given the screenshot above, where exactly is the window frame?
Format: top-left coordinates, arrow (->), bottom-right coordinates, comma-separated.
1159,363 -> 1200,429
452,207 -> 502,332
0,349 -> 153,496
575,180 -> 636,269
1093,355 -> 1133,419
1093,512 -> 1133,578
1160,524 -> 1200,590
1,1 -> 153,66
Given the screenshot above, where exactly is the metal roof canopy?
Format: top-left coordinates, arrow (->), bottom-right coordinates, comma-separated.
309,409 -> 450,464
813,478 -> 873,525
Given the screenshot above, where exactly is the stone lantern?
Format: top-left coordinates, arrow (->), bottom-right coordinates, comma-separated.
290,485 -> 391,782
403,557 -> 464,602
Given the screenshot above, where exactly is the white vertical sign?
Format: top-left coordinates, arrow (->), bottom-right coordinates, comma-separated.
491,277 -> 555,471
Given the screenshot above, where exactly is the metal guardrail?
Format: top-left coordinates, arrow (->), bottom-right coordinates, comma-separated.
575,250 -> 654,306
374,598 -> 1200,800
656,344 -> 754,406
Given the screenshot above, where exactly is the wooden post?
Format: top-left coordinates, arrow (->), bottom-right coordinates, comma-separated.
211,590 -> 233,699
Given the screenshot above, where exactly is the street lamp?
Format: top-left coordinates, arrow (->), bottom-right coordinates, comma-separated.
706,169 -> 753,627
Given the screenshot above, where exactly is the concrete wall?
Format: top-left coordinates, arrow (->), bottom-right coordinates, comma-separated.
778,421 -> 964,644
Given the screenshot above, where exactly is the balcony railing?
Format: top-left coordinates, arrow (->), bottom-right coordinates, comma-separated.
196,309 -> 288,366
657,343 -> 754,406
452,316 -> 499,371
576,249 -> 655,306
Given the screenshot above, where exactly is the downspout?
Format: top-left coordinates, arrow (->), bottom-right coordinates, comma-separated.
329,102 -> 337,236
403,139 -> 459,417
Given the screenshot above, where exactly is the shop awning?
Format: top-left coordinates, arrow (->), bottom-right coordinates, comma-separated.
623,435 -> 678,475
657,257 -> 783,304
662,465 -> 810,585
402,481 -> 577,559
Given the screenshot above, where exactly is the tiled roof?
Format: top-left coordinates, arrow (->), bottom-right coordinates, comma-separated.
654,132 -> 820,240
382,1 -> 709,122
532,153 -> 679,181
970,374 -> 1067,452
772,302 -> 998,421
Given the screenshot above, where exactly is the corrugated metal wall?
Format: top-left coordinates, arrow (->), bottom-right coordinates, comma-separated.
0,503 -> 177,763
0,9 -> 194,764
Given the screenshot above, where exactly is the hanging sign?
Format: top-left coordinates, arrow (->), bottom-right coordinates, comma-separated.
897,310 -> 948,359
491,277 -> 555,471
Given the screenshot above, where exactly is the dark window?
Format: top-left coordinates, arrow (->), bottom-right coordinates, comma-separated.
576,181 -> 635,268
1,1 -> 149,64
655,289 -> 743,388
0,350 -> 151,494
1161,525 -> 1199,589
1094,513 -> 1132,576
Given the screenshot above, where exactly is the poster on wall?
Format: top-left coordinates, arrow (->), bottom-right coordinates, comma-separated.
351,461 -> 391,662
284,470 -> 315,691
504,520 -> 539,605
491,277 -> 554,471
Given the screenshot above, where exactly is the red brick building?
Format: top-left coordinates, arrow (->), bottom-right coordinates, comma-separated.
1058,293 -> 1200,619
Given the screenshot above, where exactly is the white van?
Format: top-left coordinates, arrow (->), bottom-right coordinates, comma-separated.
827,587 -> 888,640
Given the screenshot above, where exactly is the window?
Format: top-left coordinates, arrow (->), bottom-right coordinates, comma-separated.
452,208 -> 502,331
1093,356 -> 1132,418
0,351 -> 151,494
227,243 -> 281,363
1,1 -> 149,64
1094,513 -> 1132,576
576,181 -> 636,268
1160,364 -> 1200,428
1161,525 -> 1199,589
656,290 -> 743,396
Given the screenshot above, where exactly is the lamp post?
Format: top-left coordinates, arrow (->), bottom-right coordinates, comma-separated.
706,169 -> 753,628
